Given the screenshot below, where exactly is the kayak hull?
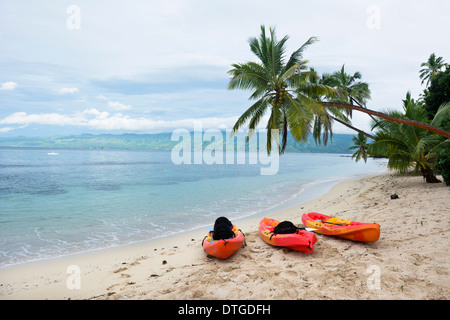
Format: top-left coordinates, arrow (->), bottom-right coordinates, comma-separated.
202,225 -> 245,259
301,212 -> 380,243
258,218 -> 317,254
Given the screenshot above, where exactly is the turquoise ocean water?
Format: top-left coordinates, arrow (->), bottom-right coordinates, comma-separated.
0,148 -> 387,268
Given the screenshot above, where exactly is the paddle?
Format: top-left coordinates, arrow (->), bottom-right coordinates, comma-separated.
301,227 -> 318,232
315,219 -> 349,226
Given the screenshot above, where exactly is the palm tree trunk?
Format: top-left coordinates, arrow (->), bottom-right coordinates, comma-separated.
420,166 -> 441,183
281,114 -> 288,154
331,116 -> 375,139
349,96 -> 381,127
322,102 -> 450,139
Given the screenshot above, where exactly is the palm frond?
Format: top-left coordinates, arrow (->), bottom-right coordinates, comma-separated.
283,36 -> 318,73
247,100 -> 270,130
431,102 -> 450,127
279,61 -> 308,82
232,98 -> 269,134
248,26 -> 267,66
227,62 -> 271,91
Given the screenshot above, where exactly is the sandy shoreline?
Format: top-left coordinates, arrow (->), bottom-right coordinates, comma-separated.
1,172 -> 449,300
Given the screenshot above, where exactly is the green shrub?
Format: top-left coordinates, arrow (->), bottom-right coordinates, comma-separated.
435,149 -> 450,186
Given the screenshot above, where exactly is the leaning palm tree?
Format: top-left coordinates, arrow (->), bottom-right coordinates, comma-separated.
228,25 -> 337,154
312,52 -> 449,140
370,93 -> 448,183
321,100 -> 450,138
419,53 -> 447,87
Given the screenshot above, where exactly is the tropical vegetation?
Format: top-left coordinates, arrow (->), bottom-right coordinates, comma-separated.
354,52 -> 450,183
322,65 -> 371,108
435,149 -> 450,186
369,93 -> 449,183
349,133 -> 370,164
228,26 -> 338,154
419,53 -> 448,87
228,26 -> 450,183
423,67 -> 450,124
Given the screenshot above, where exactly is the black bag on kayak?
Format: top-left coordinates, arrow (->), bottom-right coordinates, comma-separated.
273,221 -> 300,234
213,216 -> 235,240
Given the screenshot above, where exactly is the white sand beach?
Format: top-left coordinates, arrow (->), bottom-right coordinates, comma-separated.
0,172 -> 449,300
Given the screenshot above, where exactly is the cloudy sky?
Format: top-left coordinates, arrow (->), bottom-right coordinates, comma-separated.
0,0 -> 448,136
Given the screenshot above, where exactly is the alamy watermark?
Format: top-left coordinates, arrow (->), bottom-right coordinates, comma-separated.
66,265 -> 81,290
66,5 -> 81,30
366,264 -> 381,290
170,121 -> 280,175
366,5 -> 381,30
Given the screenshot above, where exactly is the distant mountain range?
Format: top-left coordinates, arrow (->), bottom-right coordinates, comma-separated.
0,132 -> 357,154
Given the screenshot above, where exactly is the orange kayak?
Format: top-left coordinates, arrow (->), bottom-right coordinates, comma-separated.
301,212 -> 380,243
202,225 -> 245,259
258,218 -> 317,254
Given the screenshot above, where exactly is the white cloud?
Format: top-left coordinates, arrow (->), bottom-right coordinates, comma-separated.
1,111 -> 81,126
0,109 -> 239,133
0,81 -> 18,91
82,108 -> 110,120
108,101 -> 132,111
0,126 -> 15,133
59,87 -> 79,94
